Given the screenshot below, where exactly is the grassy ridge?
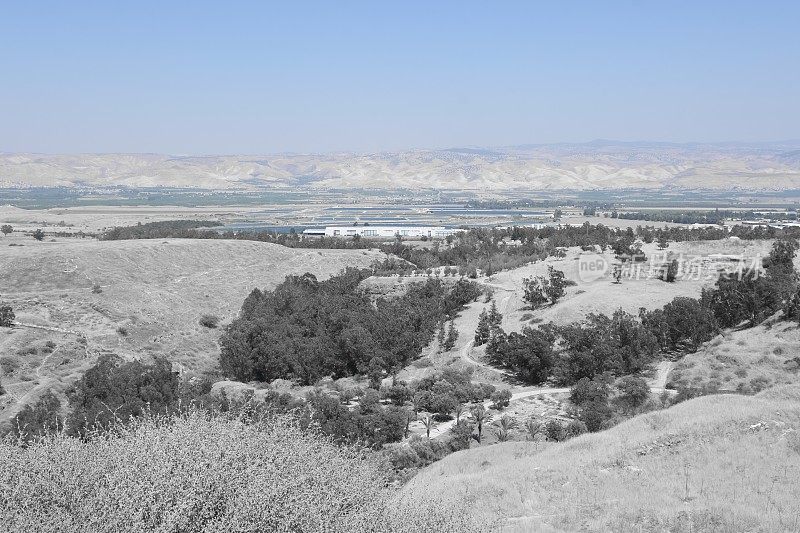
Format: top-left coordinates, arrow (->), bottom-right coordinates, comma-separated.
397,386 -> 800,532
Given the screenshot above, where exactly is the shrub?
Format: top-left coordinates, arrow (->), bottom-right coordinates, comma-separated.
0,410 -> 413,532
565,419 -> 588,438
615,375 -> 650,411
490,389 -> 512,410
749,376 -> 772,393
0,304 -> 14,327
0,356 -> 20,374
92,284 -> 103,294
570,376 -> 610,406
199,314 -> 220,328
544,420 -> 566,441
580,399 -> 614,432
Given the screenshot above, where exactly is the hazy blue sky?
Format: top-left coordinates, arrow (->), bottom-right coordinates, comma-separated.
1,1 -> 798,154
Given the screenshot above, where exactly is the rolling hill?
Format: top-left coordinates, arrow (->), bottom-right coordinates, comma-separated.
3,141 -> 800,191
0,238 -> 384,423
396,385 -> 800,532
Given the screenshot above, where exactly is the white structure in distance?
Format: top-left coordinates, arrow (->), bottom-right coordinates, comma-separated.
303,225 -> 458,238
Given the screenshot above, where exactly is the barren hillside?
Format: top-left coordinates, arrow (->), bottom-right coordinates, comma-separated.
3,141 -> 800,190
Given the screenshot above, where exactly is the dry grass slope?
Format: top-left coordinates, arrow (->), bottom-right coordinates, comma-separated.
0,239 -> 383,422
670,320 -> 800,394
397,385 -> 800,532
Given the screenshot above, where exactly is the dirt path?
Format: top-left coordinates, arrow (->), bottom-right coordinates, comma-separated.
35,345 -> 62,380
460,339 -> 512,376
650,360 -> 675,390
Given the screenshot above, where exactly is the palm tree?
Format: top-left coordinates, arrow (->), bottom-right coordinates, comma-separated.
493,415 -> 517,443
454,403 -> 465,423
404,407 -> 415,438
418,412 -> 436,439
469,404 -> 493,444
524,417 -> 542,441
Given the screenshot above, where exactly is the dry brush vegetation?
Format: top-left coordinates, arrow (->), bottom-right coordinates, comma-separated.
0,409 -> 486,533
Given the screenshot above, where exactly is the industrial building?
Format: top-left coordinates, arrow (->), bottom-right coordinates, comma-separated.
302,225 -> 457,238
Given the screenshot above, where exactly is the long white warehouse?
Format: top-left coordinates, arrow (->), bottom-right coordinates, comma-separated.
303,225 -> 457,238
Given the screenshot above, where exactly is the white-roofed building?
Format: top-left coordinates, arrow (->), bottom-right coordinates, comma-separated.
303,225 -> 457,238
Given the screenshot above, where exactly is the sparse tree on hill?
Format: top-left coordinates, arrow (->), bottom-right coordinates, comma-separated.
616,375 -> 651,412
450,419 -> 473,450
418,412 -> 436,439
523,276 -> 548,308
32,229 -> 45,241
367,357 -> 386,389
767,238 -> 798,268
612,236 -> 634,257
488,300 -> 503,326
657,234 -> 669,250
0,224 -> 12,237
544,266 -> 568,304
490,389 -> 512,410
660,259 -> 679,283
437,321 -> 446,347
469,404 -> 493,444
474,309 -> 490,346
11,391 -> 64,443
454,403 -> 466,423
0,304 -> 14,327
442,321 -> 458,351
613,265 -> 623,284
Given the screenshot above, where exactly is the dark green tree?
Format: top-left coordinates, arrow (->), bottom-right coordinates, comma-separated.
523,276 -> 548,308
615,375 -> 651,411
442,321 -> 458,351
66,354 -> 180,438
0,304 -> 14,327
10,391 -> 64,443
544,266 -> 568,304
474,309 -> 490,345
488,300 -> 503,326
661,259 -> 679,283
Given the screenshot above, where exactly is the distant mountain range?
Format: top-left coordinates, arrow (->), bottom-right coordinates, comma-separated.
2,141 -> 800,191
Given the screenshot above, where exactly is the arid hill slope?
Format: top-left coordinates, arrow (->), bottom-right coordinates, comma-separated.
0,238 -> 383,421
396,386 -> 800,532
3,141 -> 800,190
